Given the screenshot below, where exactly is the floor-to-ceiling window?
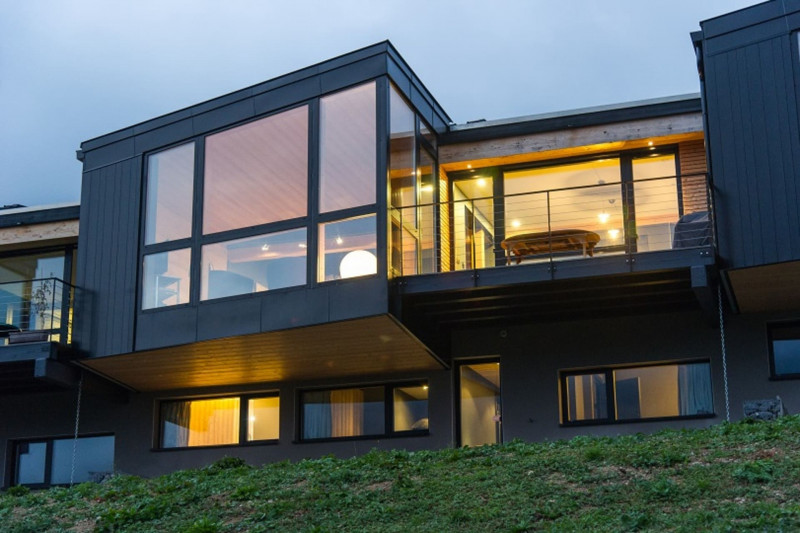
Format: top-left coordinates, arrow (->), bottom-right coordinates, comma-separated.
140,80 -> 383,310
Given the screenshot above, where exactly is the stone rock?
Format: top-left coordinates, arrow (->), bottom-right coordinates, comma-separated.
743,396 -> 787,421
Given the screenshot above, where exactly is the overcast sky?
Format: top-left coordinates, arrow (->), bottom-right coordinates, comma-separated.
1,0 -> 760,208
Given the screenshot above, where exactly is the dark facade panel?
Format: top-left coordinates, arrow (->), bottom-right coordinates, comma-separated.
701,1 -> 798,41
259,287 -> 331,331
196,297 -> 262,342
252,76 -> 322,116
136,306 -> 199,350
703,16 -> 793,56
75,158 -> 142,357
133,118 -> 196,155
318,55 -> 386,94
191,98 -> 257,135
131,108 -> 195,136
80,139 -> 136,173
702,30 -> 800,269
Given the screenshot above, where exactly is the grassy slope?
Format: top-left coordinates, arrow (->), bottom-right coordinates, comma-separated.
2,416 -> 800,532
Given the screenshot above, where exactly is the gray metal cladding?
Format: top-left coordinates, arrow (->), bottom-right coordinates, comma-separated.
75,157 -> 142,357
702,29 -> 800,268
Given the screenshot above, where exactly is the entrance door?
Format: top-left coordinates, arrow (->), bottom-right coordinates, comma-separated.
458,361 -> 501,446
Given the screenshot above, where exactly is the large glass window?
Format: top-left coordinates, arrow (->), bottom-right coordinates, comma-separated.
142,248 -> 191,309
1,250 -> 70,334
561,361 -> 713,424
160,393 -> 279,448
318,214 -> 377,281
504,159 -> 623,249
203,106 -> 308,235
201,228 -> 306,300
320,82 -> 377,213
388,85 -> 438,276
301,383 -> 428,440
14,435 -> 114,487
145,143 -> 195,245
769,322 -> 800,378
632,154 -> 679,252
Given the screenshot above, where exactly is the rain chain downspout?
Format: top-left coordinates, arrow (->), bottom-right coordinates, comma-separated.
717,284 -> 730,422
70,370 -> 84,486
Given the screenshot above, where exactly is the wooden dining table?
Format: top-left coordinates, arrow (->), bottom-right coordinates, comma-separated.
501,229 -> 601,264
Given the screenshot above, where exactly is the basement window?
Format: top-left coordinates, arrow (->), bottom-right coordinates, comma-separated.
159,393 -> 279,448
300,382 -> 428,441
769,322 -> 800,378
560,360 -> 713,425
13,435 -> 114,487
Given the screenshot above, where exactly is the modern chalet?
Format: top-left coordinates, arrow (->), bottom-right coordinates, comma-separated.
2,0 -> 799,487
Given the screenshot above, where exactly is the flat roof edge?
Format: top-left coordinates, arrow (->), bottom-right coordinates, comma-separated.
0,203 -> 80,228
442,94 -> 701,144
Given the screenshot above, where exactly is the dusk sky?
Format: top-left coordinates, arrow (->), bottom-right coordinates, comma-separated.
1,0 -> 760,208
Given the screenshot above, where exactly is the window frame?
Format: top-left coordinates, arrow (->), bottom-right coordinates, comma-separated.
9,433 -> 115,488
559,359 -> 715,427
768,321 -> 800,380
155,392 -> 280,450
297,381 -> 429,443
139,79 -> 388,312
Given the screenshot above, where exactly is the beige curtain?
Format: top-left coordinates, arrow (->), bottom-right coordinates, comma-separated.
187,398 -> 240,446
330,389 -> 364,437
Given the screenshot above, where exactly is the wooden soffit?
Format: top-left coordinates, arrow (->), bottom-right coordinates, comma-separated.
727,261 -> 800,313
80,315 -> 445,392
440,113 -> 704,171
0,220 -> 79,251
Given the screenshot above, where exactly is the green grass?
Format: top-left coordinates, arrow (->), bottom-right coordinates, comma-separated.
3,416 -> 800,532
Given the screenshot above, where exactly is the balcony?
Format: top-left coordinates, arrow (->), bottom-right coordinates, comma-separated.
391,173 -> 714,283
0,278 -> 76,346
390,173 -> 717,355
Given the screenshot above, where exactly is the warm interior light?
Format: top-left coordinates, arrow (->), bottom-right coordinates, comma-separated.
422,385 -> 429,390
597,212 -> 610,224
249,415 -> 256,422
608,229 -> 620,240
476,178 -> 486,187
647,141 -> 654,146
420,185 -> 434,192
339,250 -> 377,279
467,164 -> 472,169
511,220 -> 521,228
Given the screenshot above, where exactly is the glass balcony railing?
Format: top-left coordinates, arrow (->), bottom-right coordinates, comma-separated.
0,278 -> 77,345
390,173 -> 713,276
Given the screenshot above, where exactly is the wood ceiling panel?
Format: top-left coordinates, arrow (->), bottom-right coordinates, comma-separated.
728,261 -> 800,313
81,315 -> 444,392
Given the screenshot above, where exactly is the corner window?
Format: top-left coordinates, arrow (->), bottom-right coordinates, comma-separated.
13,435 -> 114,487
200,228 -> 307,300
144,143 -> 195,245
159,393 -> 278,448
318,214 -> 377,281
769,322 -> 800,378
300,382 -> 428,440
142,248 -> 191,309
560,361 -> 713,425
319,82 -> 377,213
203,105 -> 308,235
